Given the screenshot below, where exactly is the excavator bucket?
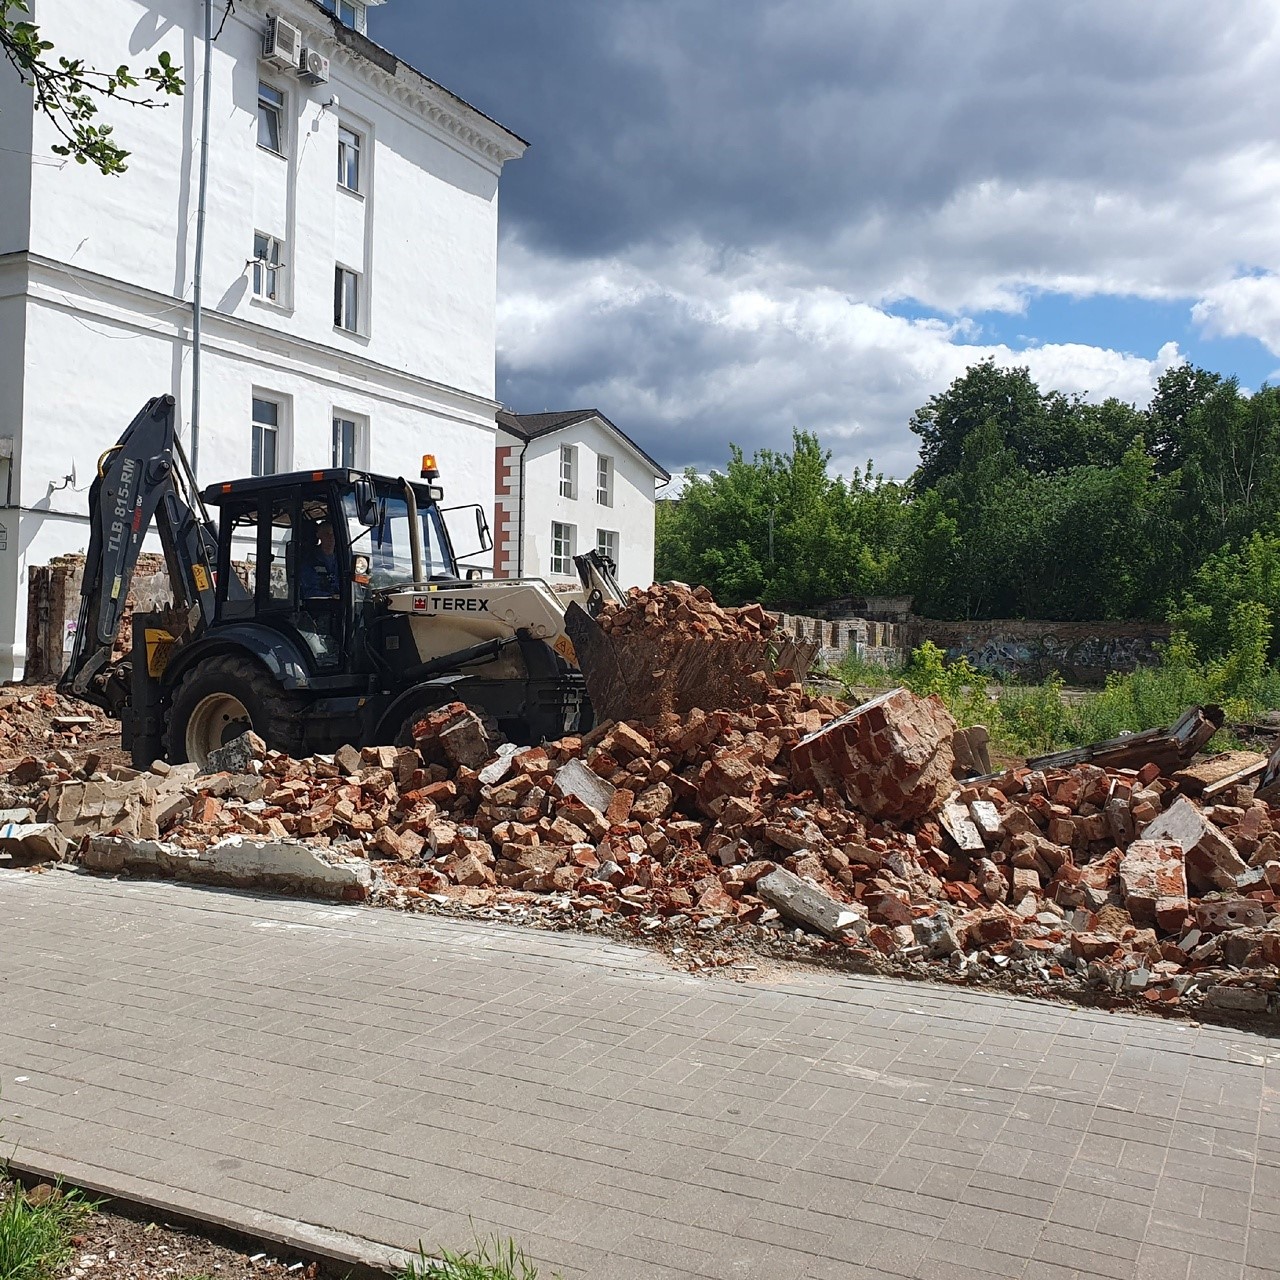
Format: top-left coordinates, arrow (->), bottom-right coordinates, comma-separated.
564,601 -> 821,725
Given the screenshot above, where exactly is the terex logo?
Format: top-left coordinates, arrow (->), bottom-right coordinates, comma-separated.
414,595 -> 491,613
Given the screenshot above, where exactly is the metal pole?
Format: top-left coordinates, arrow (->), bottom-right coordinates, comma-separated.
190,0 -> 215,478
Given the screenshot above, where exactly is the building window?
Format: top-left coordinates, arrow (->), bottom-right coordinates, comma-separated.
338,125 -> 362,192
596,454 -> 613,506
252,232 -> 284,301
332,414 -> 364,468
550,522 -> 575,576
596,528 -> 619,570
252,397 -> 280,476
559,445 -> 577,499
334,266 -> 360,332
257,82 -> 284,154
323,0 -> 363,29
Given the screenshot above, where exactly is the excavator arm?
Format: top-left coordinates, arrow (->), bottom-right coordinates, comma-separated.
58,395 -> 220,714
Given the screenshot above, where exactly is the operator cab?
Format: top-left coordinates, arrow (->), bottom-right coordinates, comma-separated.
202,470 -> 459,675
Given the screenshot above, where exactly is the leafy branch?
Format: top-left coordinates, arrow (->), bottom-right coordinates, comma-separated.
0,0 -> 183,175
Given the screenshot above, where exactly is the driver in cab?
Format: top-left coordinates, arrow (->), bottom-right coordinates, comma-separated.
300,521 -> 341,598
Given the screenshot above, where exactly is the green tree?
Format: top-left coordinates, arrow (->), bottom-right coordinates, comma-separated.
1146,362 -> 1223,475
909,359 -> 1049,488
1,0 -> 182,174
653,432 -> 906,608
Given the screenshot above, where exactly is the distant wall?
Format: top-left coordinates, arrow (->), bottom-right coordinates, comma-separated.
773,613 -> 907,669
911,619 -> 1170,684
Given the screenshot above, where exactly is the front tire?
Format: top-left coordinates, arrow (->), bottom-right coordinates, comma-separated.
166,653 -> 303,766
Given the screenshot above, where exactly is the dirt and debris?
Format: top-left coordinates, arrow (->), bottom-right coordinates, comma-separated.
6,586 -> 1280,1025
0,1178 -> 334,1280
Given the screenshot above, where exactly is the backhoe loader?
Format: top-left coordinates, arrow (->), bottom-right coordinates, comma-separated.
59,395 -> 627,768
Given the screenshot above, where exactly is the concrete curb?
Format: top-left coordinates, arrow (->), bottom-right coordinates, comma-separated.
6,1154 -> 423,1278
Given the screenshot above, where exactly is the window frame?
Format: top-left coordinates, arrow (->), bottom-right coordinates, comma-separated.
596,528 -> 619,570
334,265 -> 361,333
337,124 -> 362,193
550,521 -> 575,576
332,412 -> 367,469
559,444 -> 577,500
257,80 -> 286,156
251,396 -> 282,477
323,0 -> 363,28
251,231 -> 285,303
596,454 -> 613,506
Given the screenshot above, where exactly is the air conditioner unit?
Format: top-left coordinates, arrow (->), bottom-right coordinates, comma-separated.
263,17 -> 302,69
299,48 -> 330,85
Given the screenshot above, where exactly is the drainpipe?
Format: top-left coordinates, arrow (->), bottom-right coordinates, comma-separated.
190,0 -> 215,477
515,438 -> 529,577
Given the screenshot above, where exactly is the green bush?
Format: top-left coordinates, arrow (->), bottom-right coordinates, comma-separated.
890,616 -> 1280,759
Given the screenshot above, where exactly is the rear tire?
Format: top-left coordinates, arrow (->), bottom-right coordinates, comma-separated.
166,653 -> 303,766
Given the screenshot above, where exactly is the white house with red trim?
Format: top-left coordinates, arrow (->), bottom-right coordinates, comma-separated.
494,410 -> 670,591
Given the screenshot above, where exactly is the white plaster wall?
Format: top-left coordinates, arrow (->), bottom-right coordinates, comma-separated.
0,38 -> 32,257
518,419 -> 661,590
25,0 -> 504,395
2,290 -> 496,677
0,0 -> 520,678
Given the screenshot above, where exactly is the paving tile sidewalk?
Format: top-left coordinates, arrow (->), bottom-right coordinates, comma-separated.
1,868 -> 1279,1280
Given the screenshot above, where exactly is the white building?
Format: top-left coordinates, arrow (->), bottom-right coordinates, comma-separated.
0,0 -> 526,680
494,409 -> 670,591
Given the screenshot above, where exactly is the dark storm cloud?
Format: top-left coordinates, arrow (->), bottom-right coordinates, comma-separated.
370,2 -> 1280,477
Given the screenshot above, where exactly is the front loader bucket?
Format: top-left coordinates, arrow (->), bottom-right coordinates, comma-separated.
564,602 -> 821,724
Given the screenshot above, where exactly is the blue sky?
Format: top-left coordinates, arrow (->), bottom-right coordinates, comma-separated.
895,294 -> 1280,391
371,1 -> 1280,480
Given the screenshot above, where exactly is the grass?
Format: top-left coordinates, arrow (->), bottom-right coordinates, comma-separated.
831,638 -> 1280,759
401,1235 -> 559,1280
0,1180 -> 94,1280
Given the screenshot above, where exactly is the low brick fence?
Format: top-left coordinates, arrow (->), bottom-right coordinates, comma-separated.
772,613 -> 908,669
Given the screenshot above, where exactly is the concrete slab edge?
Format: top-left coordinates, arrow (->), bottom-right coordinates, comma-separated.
6,1153 -> 424,1278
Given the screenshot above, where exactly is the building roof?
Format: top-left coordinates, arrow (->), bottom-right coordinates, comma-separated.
260,0 -> 529,164
496,409 -> 671,481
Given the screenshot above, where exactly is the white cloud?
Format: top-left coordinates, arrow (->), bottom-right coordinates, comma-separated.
498,236 -> 1179,479
1193,274 -> 1280,357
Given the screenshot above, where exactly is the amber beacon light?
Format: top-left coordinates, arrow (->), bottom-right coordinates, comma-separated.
420,453 -> 439,480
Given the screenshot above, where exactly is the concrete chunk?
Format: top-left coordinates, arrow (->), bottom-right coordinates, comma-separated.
203,731 -> 267,775
1142,796 -> 1248,893
755,866 -> 867,938
83,835 -> 376,899
939,800 -> 985,853
554,758 -> 616,813
1118,839 -> 1189,933
0,822 -> 68,863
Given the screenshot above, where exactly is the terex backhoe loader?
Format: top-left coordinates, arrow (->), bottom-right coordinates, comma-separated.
59,395 -> 628,768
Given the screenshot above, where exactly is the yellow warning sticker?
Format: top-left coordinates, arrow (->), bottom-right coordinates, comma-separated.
110,575 -> 122,601
192,564 -> 210,593
144,628 -> 176,678
553,634 -> 577,665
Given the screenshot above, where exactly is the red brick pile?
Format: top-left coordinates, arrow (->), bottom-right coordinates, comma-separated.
0,686 -> 112,759
596,583 -> 781,641
11,676 -> 1280,1016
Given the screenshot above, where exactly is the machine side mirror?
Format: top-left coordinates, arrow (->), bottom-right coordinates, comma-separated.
440,503 -> 493,557
353,477 -> 378,526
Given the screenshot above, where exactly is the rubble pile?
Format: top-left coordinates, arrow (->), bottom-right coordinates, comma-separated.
7,672 -> 1280,1017
596,582 -> 782,641
0,686 -> 112,758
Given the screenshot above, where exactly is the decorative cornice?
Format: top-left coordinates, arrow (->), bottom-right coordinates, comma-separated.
236,0 -> 528,169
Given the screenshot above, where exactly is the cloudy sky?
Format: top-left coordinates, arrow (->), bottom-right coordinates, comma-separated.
370,1 -> 1280,480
